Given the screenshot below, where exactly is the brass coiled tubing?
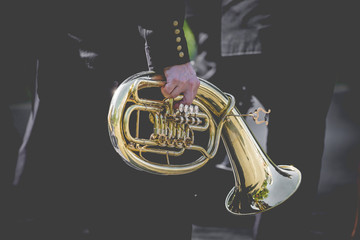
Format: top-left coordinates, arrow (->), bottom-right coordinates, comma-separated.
108,71 -> 301,215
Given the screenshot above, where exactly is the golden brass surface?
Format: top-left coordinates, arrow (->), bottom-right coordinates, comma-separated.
108,71 -> 301,215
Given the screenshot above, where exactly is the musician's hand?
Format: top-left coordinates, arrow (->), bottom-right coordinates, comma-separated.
160,62 -> 200,108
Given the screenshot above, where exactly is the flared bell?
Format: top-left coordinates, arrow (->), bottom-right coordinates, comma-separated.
225,165 -> 301,215
220,104 -> 301,215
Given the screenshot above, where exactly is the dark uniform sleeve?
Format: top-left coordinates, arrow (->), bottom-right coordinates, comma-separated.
137,0 -> 190,71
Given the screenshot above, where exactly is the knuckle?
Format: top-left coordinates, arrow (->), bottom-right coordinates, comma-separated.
172,78 -> 179,84
195,78 -> 200,87
184,79 -> 192,89
186,78 -> 192,85
188,79 -> 199,92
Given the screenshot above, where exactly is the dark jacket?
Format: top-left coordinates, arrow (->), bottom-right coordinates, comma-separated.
137,0 -> 191,71
7,0 -> 192,187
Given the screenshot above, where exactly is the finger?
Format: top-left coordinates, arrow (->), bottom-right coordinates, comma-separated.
173,101 -> 181,109
178,89 -> 196,106
151,74 -> 166,88
161,82 -> 177,98
158,81 -> 166,88
166,85 -> 184,99
173,96 -> 190,110
151,74 -> 164,81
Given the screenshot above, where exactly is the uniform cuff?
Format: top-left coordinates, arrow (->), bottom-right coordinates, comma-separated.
140,19 -> 190,72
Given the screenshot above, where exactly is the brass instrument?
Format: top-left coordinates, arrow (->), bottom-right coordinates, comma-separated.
108,71 -> 301,215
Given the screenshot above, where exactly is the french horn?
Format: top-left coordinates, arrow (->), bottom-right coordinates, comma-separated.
108,71 -> 301,215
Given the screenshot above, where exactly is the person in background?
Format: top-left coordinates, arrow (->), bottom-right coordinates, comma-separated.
185,0 -> 337,239
7,1 -> 199,239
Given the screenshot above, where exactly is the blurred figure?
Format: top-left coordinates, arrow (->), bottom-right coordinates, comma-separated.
1,13 -> 37,238
0,97 -> 21,240
8,1 -> 199,240
186,0 -> 337,239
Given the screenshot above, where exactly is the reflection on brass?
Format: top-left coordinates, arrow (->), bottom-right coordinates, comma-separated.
108,71 -> 301,215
